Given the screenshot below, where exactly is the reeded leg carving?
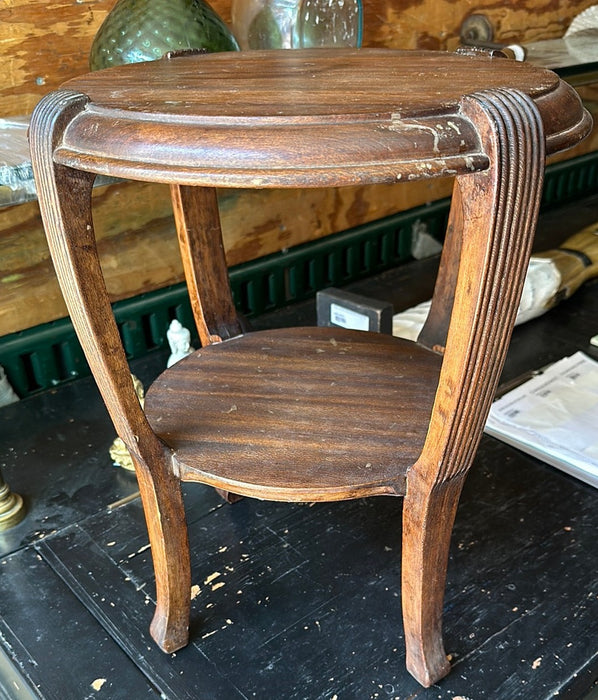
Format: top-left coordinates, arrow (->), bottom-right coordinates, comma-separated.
402,88 -> 545,686
30,90 -> 191,653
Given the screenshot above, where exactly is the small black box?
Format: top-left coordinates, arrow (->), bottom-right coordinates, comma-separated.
316,287 -> 393,334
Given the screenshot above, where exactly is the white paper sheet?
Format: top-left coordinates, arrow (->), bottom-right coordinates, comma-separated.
485,352 -> 598,488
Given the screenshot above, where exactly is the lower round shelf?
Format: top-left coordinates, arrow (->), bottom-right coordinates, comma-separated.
145,327 -> 442,501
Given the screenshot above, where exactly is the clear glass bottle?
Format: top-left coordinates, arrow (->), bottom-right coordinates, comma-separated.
231,0 -> 363,51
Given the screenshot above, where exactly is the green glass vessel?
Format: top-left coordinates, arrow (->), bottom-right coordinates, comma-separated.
89,0 -> 239,71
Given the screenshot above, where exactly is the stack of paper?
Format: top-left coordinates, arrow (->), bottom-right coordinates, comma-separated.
485,352 -> 598,488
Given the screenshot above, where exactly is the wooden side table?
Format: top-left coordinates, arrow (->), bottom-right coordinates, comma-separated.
29,48 -> 590,687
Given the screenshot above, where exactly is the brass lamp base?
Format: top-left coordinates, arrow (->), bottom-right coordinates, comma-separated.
0,477 -> 26,531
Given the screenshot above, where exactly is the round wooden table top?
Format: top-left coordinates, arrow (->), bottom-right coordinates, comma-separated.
53,48 -> 591,187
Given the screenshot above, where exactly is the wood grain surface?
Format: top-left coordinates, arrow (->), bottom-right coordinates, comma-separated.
2,196 -> 597,697
145,327 -> 441,500
2,0 -> 597,337
59,49 -> 582,179
1,0 -> 595,116
29,48 -> 589,684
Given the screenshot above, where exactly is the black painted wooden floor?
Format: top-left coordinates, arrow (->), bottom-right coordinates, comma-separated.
0,197 -> 597,700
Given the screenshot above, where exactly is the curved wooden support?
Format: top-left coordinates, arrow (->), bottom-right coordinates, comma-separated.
170,184 -> 244,346
402,472 -> 465,686
402,88 -> 545,687
171,183 -> 246,504
29,90 -> 191,653
29,91 -> 150,448
134,453 -> 191,653
416,188 -> 462,353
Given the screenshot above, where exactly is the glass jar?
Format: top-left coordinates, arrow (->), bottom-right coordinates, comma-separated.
231,0 -> 363,51
90,0 -> 239,71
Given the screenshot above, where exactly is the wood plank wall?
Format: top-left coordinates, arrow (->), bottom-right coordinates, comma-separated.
0,0 -> 596,336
